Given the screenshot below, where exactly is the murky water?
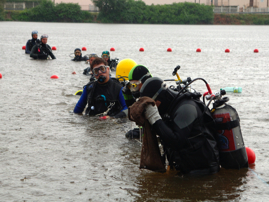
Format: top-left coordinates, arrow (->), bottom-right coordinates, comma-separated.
0,22 -> 269,201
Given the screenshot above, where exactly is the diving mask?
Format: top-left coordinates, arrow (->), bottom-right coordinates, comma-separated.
92,65 -> 108,76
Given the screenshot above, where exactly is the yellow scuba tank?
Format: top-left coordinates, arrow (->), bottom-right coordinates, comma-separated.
115,58 -> 137,81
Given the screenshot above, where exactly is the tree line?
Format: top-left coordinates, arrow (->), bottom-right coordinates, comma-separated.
92,0 -> 214,24
1,0 -> 214,24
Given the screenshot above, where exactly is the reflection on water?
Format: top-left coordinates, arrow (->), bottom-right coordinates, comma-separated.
0,22 -> 269,201
134,169 -> 248,201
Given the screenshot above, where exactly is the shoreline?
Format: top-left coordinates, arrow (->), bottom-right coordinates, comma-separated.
3,11 -> 269,25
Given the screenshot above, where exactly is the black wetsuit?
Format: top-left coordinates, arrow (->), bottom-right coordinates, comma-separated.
85,79 -> 124,116
25,38 -> 40,54
153,95 -> 220,175
30,43 -> 56,60
72,55 -> 88,61
107,58 -> 118,70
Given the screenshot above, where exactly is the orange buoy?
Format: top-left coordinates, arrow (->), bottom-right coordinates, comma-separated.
167,48 -> 172,52
22,45 -> 26,50
82,47 -> 87,51
225,49 -> 230,53
139,47 -> 144,52
254,49 -> 259,53
50,75 -> 59,79
52,46 -> 57,51
110,47 -> 115,51
196,48 -> 201,52
72,71 -> 76,74
0,73 -> 2,79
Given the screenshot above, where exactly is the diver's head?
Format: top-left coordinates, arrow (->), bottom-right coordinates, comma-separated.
32,30 -> 38,39
74,48 -> 81,57
40,34 -> 48,44
140,77 -> 176,116
88,53 -> 98,66
91,57 -> 109,84
101,51 -> 110,62
127,65 -> 152,99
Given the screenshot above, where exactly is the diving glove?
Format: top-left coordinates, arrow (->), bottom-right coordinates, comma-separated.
144,104 -> 161,125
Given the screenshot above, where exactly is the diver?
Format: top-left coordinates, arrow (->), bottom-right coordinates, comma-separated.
123,65 -> 152,107
136,77 -> 220,175
25,30 -> 40,54
101,51 -> 118,71
72,48 -> 88,61
30,34 -> 56,60
74,57 -> 127,118
83,53 -> 98,76
122,65 -> 152,139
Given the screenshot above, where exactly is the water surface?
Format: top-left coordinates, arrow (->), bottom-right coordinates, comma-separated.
0,22 -> 269,201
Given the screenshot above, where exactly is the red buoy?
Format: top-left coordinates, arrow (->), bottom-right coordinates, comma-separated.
22,45 -> 26,50
254,49 -> 259,53
82,47 -> 87,51
72,71 -> 76,74
167,48 -> 172,52
139,47 -> 144,52
196,48 -> 201,52
246,147 -> 256,164
50,75 -> 59,79
225,49 -> 230,53
110,47 -> 115,51
99,116 -> 109,120
52,46 -> 57,51
0,73 -> 2,79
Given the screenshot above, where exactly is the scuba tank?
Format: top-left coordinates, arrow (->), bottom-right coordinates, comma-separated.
210,91 -> 248,169
164,65 -> 248,170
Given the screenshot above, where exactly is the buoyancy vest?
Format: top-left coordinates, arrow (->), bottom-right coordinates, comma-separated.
37,43 -> 52,55
85,79 -> 123,116
163,92 -> 220,174
28,38 -> 40,51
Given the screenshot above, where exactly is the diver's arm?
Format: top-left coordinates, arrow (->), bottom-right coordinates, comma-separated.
119,88 -> 128,111
149,103 -> 198,150
47,45 -> 56,59
113,88 -> 128,118
74,88 -> 88,114
25,40 -> 31,54
152,120 -> 191,150
30,45 -> 39,59
81,56 -> 88,61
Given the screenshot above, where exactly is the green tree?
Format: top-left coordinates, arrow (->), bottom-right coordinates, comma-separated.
0,0 -> 6,20
92,0 -> 128,22
10,0 -> 93,22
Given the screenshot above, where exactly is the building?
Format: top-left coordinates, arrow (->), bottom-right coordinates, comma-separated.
53,0 -> 98,11
143,0 -> 268,8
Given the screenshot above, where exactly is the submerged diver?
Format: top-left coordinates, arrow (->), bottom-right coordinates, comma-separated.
138,77 -> 220,175
101,51 -> 118,71
74,57 -> 127,118
122,65 -> 152,139
72,48 -> 88,61
25,30 -> 40,54
30,34 -> 56,60
83,53 -> 98,76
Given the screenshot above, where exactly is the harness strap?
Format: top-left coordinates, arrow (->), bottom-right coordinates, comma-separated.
214,119 -> 239,130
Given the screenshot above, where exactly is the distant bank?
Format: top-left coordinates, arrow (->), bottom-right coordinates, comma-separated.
2,0 -> 269,25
